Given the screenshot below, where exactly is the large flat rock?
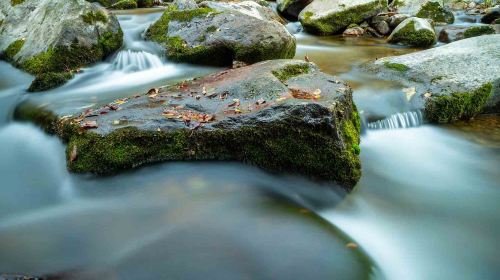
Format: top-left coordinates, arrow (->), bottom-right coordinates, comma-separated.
16,60 -> 362,190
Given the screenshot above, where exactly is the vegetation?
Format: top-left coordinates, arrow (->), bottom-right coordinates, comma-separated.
463,25 -> 495,38
272,63 -> 311,82
3,39 -> 25,60
81,10 -> 108,24
11,0 -> 25,6
110,0 -> 138,9
417,1 -> 454,24
384,62 -> 409,72
28,72 -> 74,92
424,83 -> 493,123
388,21 -> 436,47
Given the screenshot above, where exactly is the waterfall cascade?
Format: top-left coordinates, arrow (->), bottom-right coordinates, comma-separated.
367,111 -> 423,130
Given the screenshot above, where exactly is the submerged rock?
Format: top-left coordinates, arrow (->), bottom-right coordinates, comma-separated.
439,25 -> 496,43
298,0 -> 388,35
145,1 -> 296,66
367,35 -> 500,123
277,0 -> 313,21
388,17 -> 436,47
15,60 -> 362,190
0,0 -> 123,91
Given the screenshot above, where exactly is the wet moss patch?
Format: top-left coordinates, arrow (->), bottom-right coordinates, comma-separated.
424,83 -> 493,123
28,72 -> 74,92
272,63 -> 311,82
463,26 -> 495,39
388,21 -> 436,47
3,39 -> 25,60
11,0 -> 25,6
383,62 -> 409,72
417,1 -> 454,24
81,10 -> 108,24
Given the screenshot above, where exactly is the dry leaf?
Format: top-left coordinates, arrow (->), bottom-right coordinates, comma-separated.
69,145 -> 77,163
81,121 -> 98,129
256,98 -> 266,105
346,242 -> 358,249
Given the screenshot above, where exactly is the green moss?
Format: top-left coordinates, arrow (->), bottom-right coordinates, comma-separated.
110,0 -> 138,9
416,1 -> 454,24
3,39 -> 25,60
81,10 -> 108,24
300,0 -> 387,35
390,0 -> 405,8
463,25 -> 495,38
11,0 -> 25,6
424,83 -> 493,123
146,7 -> 295,65
383,62 -> 409,72
272,63 -> 311,82
20,30 -> 122,75
15,97 -> 363,190
388,21 -> 436,47
28,72 -> 74,92
206,25 -> 217,32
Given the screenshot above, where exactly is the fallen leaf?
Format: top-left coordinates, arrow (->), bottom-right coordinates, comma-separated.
115,99 -> 127,105
346,242 -> 358,249
228,98 -> 240,107
195,95 -> 202,100
256,98 -> 266,105
108,105 -> 118,111
69,145 -> 77,163
276,97 -> 287,102
81,121 -> 98,129
403,87 -> 416,101
424,92 -> 432,98
202,86 -> 207,95
220,91 -> 229,100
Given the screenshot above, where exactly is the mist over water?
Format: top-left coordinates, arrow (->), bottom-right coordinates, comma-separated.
0,9 -> 499,280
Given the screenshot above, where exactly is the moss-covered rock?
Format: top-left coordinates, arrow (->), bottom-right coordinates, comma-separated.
0,0 -> 123,91
388,17 -> 436,47
416,1 -> 454,24
368,35 -> 500,123
15,60 -> 362,191
145,1 -> 296,66
298,0 -> 388,35
463,25 -> 496,39
28,72 -> 75,92
110,0 -> 138,9
424,83 -> 493,123
277,0 -> 313,21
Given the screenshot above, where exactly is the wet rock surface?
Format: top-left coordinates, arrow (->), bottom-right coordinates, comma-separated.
298,0 -> 388,35
16,60 -> 362,190
0,0 -> 123,91
145,1 -> 296,66
368,35 -> 500,123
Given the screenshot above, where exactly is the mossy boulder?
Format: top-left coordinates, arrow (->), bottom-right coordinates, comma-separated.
0,0 -> 123,91
110,0 -> 138,9
463,25 -> 496,38
388,17 -> 436,47
416,1 -> 454,24
277,0 -> 313,21
481,6 -> 499,24
145,1 -> 295,66
298,0 -> 388,35
15,60 -> 362,191
367,35 -> 500,123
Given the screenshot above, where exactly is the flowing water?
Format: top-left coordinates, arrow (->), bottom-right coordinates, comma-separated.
0,10 -> 499,280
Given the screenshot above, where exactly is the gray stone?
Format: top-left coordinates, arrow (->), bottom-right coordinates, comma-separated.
298,0 -> 388,35
277,0 -> 313,21
388,17 -> 436,47
367,35 -> 500,121
145,1 -> 295,65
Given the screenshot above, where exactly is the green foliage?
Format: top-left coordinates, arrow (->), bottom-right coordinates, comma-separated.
383,62 -> 409,72
4,39 -> 25,60
463,25 -> 495,38
424,83 -> 493,123
416,1 -> 454,24
272,63 -> 311,82
28,72 -> 74,92
81,10 -> 108,24
206,25 -> 217,32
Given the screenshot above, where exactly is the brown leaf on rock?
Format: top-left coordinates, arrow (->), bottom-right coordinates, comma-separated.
256,98 -> 266,105
147,88 -> 159,95
69,145 -> 78,163
81,121 -> 98,129
228,99 -> 240,107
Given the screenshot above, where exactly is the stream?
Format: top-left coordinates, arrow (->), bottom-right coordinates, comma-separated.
0,9 -> 499,280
